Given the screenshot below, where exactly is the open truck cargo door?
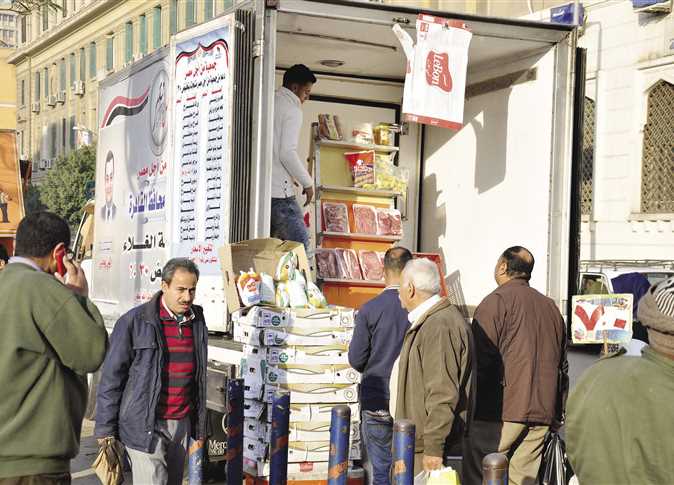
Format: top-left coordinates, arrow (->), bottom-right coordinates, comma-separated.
260,0 -> 577,313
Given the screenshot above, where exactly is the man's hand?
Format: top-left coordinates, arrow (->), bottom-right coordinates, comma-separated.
55,256 -> 89,298
423,455 -> 443,472
303,186 -> 314,207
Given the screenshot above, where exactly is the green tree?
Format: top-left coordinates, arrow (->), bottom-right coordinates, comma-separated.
23,183 -> 45,214
38,144 -> 96,229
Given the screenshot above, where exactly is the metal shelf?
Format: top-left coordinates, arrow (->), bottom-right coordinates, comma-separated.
317,139 -> 399,153
319,232 -> 401,243
318,185 -> 401,198
319,278 -> 386,288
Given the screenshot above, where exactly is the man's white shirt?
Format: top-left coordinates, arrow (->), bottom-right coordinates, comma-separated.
272,87 -> 313,199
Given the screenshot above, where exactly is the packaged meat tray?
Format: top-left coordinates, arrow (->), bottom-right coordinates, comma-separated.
359,250 -> 384,281
376,208 -> 403,236
336,248 -> 363,280
322,202 -> 350,233
315,249 -> 343,279
352,204 -> 378,235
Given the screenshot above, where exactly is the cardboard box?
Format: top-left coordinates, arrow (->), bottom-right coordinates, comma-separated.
288,421 -> 360,442
220,239 -> 311,313
244,418 -> 270,442
235,306 -> 355,329
265,345 -> 350,365
244,436 -> 268,462
287,440 -> 361,463
263,383 -> 359,404
234,306 -> 290,328
242,356 -> 265,400
233,324 -> 263,346
265,364 -> 361,385
244,459 -> 365,479
260,326 -> 353,347
288,403 -> 361,423
243,399 -> 270,420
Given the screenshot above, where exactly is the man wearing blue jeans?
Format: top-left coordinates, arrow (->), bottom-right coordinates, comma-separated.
349,247 -> 413,484
271,64 -> 316,251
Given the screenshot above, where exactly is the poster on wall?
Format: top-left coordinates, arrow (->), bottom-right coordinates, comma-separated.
571,294 -> 634,345
0,130 -> 24,236
172,16 -> 234,276
92,50 -> 171,311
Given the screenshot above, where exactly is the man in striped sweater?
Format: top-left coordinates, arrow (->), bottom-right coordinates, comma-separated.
95,258 -> 208,485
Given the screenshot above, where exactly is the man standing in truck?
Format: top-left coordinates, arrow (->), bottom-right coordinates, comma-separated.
95,258 -> 208,485
271,64 -> 316,252
0,187 -> 10,223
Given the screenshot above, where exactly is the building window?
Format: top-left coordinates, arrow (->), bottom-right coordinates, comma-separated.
221,0 -> 233,11
69,115 -> 76,149
106,34 -> 114,71
59,58 -> 66,92
61,118 -> 66,155
125,21 -> 133,63
41,4 -> 48,32
581,97 -> 595,216
43,67 -> 49,98
152,6 -> 161,49
205,0 -> 214,20
20,79 -> 25,106
89,41 -> 96,79
34,70 -> 40,101
640,80 -> 674,214
139,14 -> 147,55
170,0 -> 177,35
186,0 -> 195,27
50,122 -> 57,159
61,0 -> 67,18
69,52 -> 76,86
20,15 -> 26,43
79,47 -> 85,81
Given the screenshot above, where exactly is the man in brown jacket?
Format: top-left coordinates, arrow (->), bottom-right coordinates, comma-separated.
391,258 -> 473,475
464,246 -> 568,485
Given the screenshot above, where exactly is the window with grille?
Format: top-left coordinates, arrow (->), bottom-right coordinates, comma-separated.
89,42 -> 96,79
205,0 -> 214,20
70,52 -> 76,85
640,80 -> 674,214
152,6 -> 161,49
106,34 -> 114,71
186,0 -> 195,27
170,0 -> 177,35
20,79 -> 25,106
59,58 -> 66,91
581,97 -> 595,215
125,21 -> 133,63
43,67 -> 48,97
79,47 -> 85,81
139,14 -> 147,55
34,71 -> 40,101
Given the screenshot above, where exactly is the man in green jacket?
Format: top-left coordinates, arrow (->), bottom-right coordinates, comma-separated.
392,258 -> 474,475
0,212 -> 108,484
567,276 -> 674,485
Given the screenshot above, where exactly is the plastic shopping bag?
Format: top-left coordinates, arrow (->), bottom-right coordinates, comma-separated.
414,467 -> 460,485
539,431 -> 573,485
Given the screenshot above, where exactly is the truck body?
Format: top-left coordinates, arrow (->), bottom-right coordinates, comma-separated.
0,129 -> 24,255
78,0 -> 580,413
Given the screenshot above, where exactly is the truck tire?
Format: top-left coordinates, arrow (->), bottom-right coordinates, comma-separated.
85,370 -> 100,421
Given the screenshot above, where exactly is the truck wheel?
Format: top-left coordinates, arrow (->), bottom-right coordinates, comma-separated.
85,370 -> 100,421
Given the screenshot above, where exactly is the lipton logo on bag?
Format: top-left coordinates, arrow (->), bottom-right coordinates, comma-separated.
425,51 -> 452,92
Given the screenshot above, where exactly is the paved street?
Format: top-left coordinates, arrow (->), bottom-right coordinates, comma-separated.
71,346 -> 602,483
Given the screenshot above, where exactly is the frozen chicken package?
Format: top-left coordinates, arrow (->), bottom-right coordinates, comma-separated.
237,269 -> 261,307
395,15 -> 472,130
259,273 -> 275,305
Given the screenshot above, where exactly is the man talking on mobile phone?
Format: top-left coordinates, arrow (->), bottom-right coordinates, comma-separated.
0,211 -> 108,484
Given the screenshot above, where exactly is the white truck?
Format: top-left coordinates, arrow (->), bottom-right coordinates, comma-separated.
76,0 -> 583,465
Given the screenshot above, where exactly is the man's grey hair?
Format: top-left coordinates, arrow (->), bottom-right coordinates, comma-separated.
402,258 -> 441,295
162,258 -> 200,284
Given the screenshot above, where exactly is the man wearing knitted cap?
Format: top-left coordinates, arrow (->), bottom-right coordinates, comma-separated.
566,276 -> 674,484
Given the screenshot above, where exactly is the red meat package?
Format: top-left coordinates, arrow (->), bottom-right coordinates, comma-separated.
335,248 -> 363,280
359,250 -> 384,281
376,208 -> 403,236
345,151 -> 375,188
353,204 -> 378,235
315,249 -> 343,279
322,202 -> 350,233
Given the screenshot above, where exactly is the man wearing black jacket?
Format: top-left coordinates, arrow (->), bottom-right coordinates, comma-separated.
349,247 -> 412,485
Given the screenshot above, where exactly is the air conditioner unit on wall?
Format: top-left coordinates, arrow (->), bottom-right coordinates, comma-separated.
73,81 -> 85,96
47,95 -> 57,107
31,102 -> 40,113
633,0 -> 672,12
57,91 -> 66,104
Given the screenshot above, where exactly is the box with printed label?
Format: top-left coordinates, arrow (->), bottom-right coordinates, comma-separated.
263,383 -> 359,404
244,418 -> 270,442
242,356 -> 265,400
243,436 -> 268,462
288,403 -> 361,423
287,421 -> 360,442
233,324 -> 263,346
265,345 -> 350,365
243,399 -> 270,420
260,326 -> 353,347
234,306 -> 289,328
289,307 -> 355,328
286,440 -> 361,463
265,364 -> 361,385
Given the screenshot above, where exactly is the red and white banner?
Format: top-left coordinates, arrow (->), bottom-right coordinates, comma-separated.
395,15 -> 472,130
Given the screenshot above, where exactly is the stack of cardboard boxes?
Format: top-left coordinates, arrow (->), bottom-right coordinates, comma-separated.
220,239 -> 362,479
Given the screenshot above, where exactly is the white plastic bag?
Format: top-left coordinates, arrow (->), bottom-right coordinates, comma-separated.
414,467 -> 460,485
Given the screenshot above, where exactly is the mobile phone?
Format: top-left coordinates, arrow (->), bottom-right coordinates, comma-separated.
55,247 -> 67,277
